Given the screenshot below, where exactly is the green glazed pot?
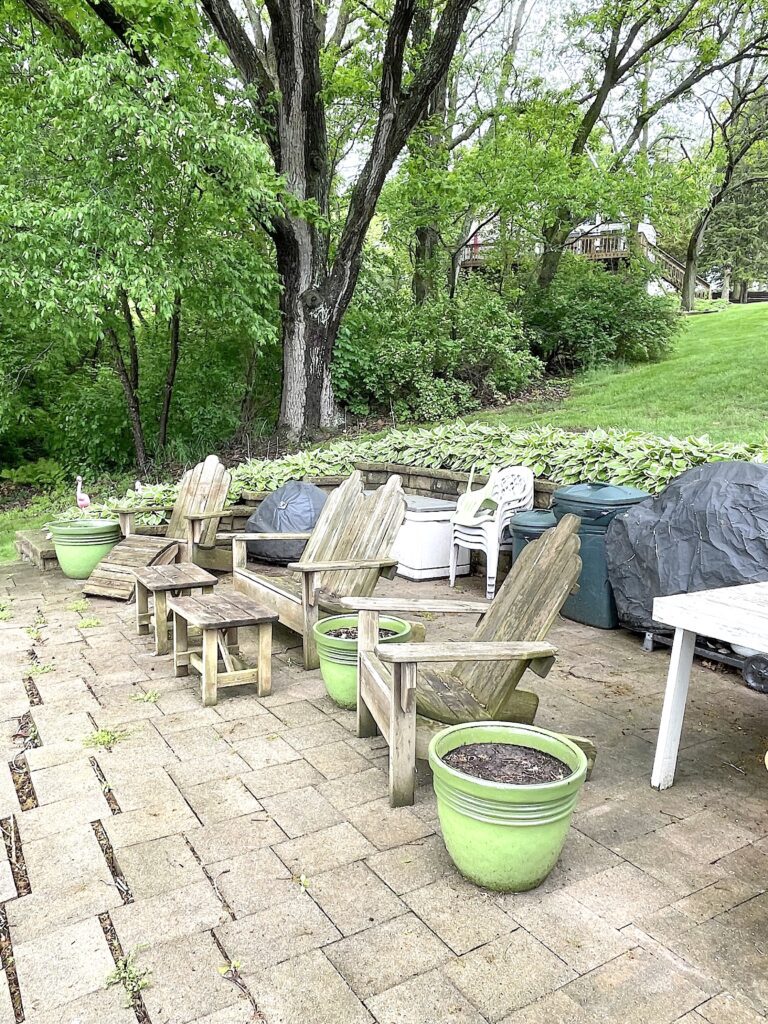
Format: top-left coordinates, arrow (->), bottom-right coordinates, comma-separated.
47,519 -> 121,580
429,722 -> 588,892
313,614 -> 412,709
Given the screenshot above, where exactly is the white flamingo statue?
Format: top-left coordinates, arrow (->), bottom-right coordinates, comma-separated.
76,476 -> 91,510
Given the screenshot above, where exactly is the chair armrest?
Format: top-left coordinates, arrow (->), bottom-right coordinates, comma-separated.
288,558 -> 398,573
224,532 -> 313,541
184,511 -> 231,521
337,597 -> 491,614
112,504 -> 173,514
375,641 -> 558,663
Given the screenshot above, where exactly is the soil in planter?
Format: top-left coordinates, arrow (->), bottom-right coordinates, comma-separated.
442,742 -> 571,785
325,626 -> 397,640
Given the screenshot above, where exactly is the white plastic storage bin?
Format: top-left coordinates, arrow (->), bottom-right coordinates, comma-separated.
391,496 -> 471,581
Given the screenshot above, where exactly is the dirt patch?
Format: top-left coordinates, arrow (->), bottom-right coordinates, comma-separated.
325,626 -> 397,641
0,816 -> 30,898
0,906 -> 23,1022
9,755 -> 37,812
442,742 -> 572,785
92,821 -> 132,904
89,758 -> 121,815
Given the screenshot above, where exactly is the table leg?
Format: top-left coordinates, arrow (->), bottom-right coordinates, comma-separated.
154,590 -> 169,656
257,623 -> 272,697
651,627 -> 696,790
202,628 -> 218,706
136,582 -> 149,636
174,611 -> 189,677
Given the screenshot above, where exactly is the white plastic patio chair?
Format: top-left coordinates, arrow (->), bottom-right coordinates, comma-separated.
449,465 -> 535,599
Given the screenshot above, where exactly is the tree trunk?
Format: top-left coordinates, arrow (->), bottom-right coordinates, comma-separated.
537,218 -> 571,290
721,265 -> 732,302
681,210 -> 711,312
158,293 -> 181,449
413,225 -> 440,303
105,325 -> 149,474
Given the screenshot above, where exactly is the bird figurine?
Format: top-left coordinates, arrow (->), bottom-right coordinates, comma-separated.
135,480 -> 143,495
76,476 -> 91,510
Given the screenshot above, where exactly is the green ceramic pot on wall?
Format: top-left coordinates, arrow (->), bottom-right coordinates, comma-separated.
313,614 -> 412,709
47,519 -> 121,580
429,722 -> 588,892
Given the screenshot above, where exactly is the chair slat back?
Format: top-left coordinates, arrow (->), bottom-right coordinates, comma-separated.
454,514 -> 581,715
296,472 -> 406,597
166,455 -> 231,546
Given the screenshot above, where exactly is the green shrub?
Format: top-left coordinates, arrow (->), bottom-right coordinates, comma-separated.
523,256 -> 683,371
334,278 -> 542,421
226,423 -> 764,498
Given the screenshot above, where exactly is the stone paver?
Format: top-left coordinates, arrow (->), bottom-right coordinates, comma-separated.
365,968 -> 488,1024
325,912 -> 452,999
3,560 -> 768,1024
14,917 -> 115,1016
248,950 -> 372,1024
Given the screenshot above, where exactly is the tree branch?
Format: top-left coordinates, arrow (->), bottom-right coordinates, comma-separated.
19,0 -> 84,55
84,1 -> 150,65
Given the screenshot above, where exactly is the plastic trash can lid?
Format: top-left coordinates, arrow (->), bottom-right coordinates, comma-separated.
552,482 -> 650,509
510,509 -> 557,529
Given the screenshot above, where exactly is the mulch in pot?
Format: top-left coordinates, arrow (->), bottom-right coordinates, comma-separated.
325,626 -> 397,640
442,742 -> 572,785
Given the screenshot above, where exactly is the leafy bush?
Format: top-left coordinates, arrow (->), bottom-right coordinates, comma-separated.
226,423 -> 764,498
523,256 -> 683,371
334,278 -> 542,421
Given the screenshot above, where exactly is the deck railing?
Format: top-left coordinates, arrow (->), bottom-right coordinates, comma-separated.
459,232 -> 710,297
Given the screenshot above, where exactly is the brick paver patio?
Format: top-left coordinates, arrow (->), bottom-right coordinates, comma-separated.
1,559 -> 766,1024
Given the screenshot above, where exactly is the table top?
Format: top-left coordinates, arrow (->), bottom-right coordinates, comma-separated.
133,563 -> 218,590
167,591 -> 278,629
653,582 -> 768,654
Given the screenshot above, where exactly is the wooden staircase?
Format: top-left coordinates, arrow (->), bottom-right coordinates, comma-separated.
564,231 -> 710,298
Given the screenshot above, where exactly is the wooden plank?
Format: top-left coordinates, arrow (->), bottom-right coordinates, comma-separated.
359,654 -> 392,743
389,662 -> 417,806
337,597 -> 491,614
377,641 -> 558,663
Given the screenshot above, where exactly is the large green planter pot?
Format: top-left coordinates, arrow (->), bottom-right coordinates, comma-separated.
313,614 -> 412,709
429,722 -> 588,892
47,519 -> 121,580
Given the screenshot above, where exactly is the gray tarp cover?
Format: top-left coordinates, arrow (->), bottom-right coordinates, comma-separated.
245,480 -> 327,565
606,461 -> 768,629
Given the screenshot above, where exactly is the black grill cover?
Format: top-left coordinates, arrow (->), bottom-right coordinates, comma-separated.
606,461 -> 768,629
245,480 -> 327,565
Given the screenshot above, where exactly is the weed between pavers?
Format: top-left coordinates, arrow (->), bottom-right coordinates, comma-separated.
106,949 -> 151,1007
83,728 -> 130,752
130,689 -> 160,704
25,663 -> 52,676
0,601 -> 13,622
66,598 -> 90,612
79,616 -> 103,629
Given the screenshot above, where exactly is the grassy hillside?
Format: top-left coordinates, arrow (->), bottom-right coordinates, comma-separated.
474,303 -> 768,443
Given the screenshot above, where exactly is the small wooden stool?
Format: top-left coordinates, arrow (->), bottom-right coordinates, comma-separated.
133,563 -> 218,655
167,592 -> 277,706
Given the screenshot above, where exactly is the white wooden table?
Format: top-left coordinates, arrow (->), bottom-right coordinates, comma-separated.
651,582 -> 768,789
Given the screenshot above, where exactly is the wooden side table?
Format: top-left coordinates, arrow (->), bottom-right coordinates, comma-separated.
167,592 -> 278,706
133,563 -> 218,655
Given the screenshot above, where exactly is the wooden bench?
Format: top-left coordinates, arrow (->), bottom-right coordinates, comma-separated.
15,530 -> 58,572
168,592 -> 277,707
133,563 -> 218,655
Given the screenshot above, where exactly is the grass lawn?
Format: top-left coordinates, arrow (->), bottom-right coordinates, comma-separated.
473,302 -> 768,443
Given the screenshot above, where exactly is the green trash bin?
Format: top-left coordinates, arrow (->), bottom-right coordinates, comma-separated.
551,482 -> 650,629
509,509 -> 557,562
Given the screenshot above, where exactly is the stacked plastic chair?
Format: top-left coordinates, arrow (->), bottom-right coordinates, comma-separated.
449,465 -> 535,599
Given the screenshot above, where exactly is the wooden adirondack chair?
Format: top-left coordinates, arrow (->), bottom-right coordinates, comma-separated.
232,471 -> 407,669
339,514 -> 593,806
83,455 -> 231,600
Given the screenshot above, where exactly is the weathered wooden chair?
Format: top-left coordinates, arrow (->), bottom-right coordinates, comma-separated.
339,514 -> 593,805
232,471 -> 407,669
84,456 -> 231,600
